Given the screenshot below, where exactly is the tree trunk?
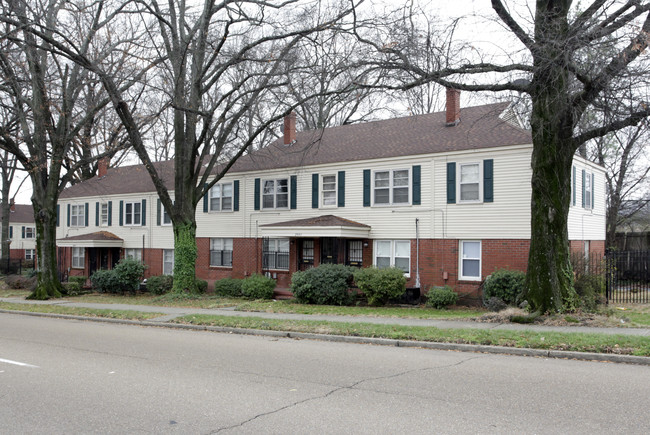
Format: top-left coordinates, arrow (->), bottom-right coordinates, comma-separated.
1,194 -> 10,264
172,220 -> 198,294
28,199 -> 62,300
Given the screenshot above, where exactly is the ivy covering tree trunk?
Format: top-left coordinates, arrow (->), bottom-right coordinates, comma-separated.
29,193 -> 63,300
171,221 -> 198,294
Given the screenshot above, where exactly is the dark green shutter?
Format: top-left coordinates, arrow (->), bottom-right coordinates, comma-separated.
338,171 -> 345,207
582,169 -> 586,208
312,174 -> 319,208
95,202 -> 100,226
447,162 -> 456,204
84,203 -> 89,227
591,173 -> 595,210
141,199 -> 146,226
9,226 -> 12,239
234,180 -> 239,212
203,183 -> 209,212
572,166 -> 576,206
67,204 -> 70,226
363,169 -> 371,207
157,199 -> 161,226
108,201 -> 112,226
290,175 -> 297,209
119,201 -> 123,226
483,159 -> 493,203
254,178 -> 260,210
22,226 -> 25,238
412,166 -> 421,205
56,204 -> 60,227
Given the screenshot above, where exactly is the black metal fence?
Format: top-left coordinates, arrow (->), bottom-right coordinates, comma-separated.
605,250 -> 650,304
0,258 -> 33,275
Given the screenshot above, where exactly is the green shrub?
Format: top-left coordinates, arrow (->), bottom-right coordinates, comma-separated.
196,279 -> 208,294
482,269 -> 526,306
241,274 -> 276,299
68,275 -> 87,286
214,278 -> 243,297
291,264 -> 355,305
573,273 -> 605,311
113,258 -> 146,294
426,286 -> 459,309
62,281 -> 82,296
146,275 -> 174,295
353,267 -> 406,306
485,296 -> 507,312
90,269 -> 121,294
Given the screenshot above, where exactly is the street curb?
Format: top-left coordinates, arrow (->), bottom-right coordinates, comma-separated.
2,308 -> 649,366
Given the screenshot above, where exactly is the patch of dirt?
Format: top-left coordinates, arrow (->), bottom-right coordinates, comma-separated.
476,307 -> 622,327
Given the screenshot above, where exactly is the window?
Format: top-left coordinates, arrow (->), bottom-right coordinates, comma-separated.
262,179 -> 289,209
100,203 -> 109,226
70,204 -> 85,227
24,227 -> 35,239
124,201 -> 141,226
374,240 -> 410,273
125,248 -> 142,261
460,241 -> 481,281
163,249 -> 174,275
584,172 -> 593,209
210,183 -> 233,212
459,163 -> 480,202
322,175 -> 337,206
72,247 -> 85,269
374,169 -> 409,205
263,239 -> 289,270
210,238 -> 233,267
25,249 -> 35,260
162,204 -> 172,225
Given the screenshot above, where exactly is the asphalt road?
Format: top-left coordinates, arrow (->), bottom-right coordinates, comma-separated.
1,313 -> 649,434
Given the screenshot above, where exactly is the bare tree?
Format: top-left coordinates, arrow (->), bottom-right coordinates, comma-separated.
354,0 -> 650,312
0,0 -> 146,298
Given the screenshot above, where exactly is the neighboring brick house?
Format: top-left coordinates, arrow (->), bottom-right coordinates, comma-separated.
55,90 -> 606,302
0,201 -> 37,263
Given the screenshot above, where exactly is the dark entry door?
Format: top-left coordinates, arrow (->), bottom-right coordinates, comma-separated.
321,238 -> 339,264
88,248 -> 98,276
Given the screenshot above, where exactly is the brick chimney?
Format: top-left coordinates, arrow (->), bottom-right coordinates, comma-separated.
98,157 -> 109,178
446,88 -> 461,126
284,112 -> 296,145
9,198 -> 15,212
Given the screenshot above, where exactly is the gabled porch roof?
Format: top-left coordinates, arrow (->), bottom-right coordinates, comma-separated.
260,215 -> 370,238
57,231 -> 124,248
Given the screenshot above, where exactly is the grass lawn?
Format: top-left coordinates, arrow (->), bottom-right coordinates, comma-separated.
0,301 -> 163,320
173,314 -> 650,357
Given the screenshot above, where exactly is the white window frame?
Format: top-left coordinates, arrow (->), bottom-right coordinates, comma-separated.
24,227 -> 35,239
163,249 -> 174,275
459,240 -> 482,281
72,247 -> 85,269
263,238 -> 290,270
458,163 -> 482,203
210,238 -> 233,267
70,204 -> 85,227
125,248 -> 142,261
372,169 -> 410,206
585,172 -> 593,210
25,249 -> 35,260
262,179 -> 289,209
321,174 -> 337,207
124,201 -> 142,226
209,183 -> 233,212
100,202 -> 109,226
374,240 -> 410,275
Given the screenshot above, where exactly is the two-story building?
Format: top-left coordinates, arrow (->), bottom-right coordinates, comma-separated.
0,201 -> 37,263
56,90 -> 606,301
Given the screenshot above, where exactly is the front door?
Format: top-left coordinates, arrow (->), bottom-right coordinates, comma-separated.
321,238 -> 339,264
298,239 -> 315,271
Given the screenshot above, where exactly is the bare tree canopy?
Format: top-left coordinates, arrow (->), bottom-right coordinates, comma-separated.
353,0 -> 650,312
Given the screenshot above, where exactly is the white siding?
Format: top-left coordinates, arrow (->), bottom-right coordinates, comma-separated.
568,157 -> 606,241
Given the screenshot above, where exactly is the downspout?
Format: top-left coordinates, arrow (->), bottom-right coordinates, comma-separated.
415,218 -> 420,288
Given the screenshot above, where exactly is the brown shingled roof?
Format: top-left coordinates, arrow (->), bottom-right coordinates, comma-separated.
261,215 -> 370,228
59,102 -> 531,198
57,231 -> 123,241
0,204 -> 35,224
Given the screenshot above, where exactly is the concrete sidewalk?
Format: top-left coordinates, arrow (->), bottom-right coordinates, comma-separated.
2,296 -> 649,336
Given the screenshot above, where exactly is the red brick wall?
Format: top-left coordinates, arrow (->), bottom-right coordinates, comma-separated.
9,249 -> 25,260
